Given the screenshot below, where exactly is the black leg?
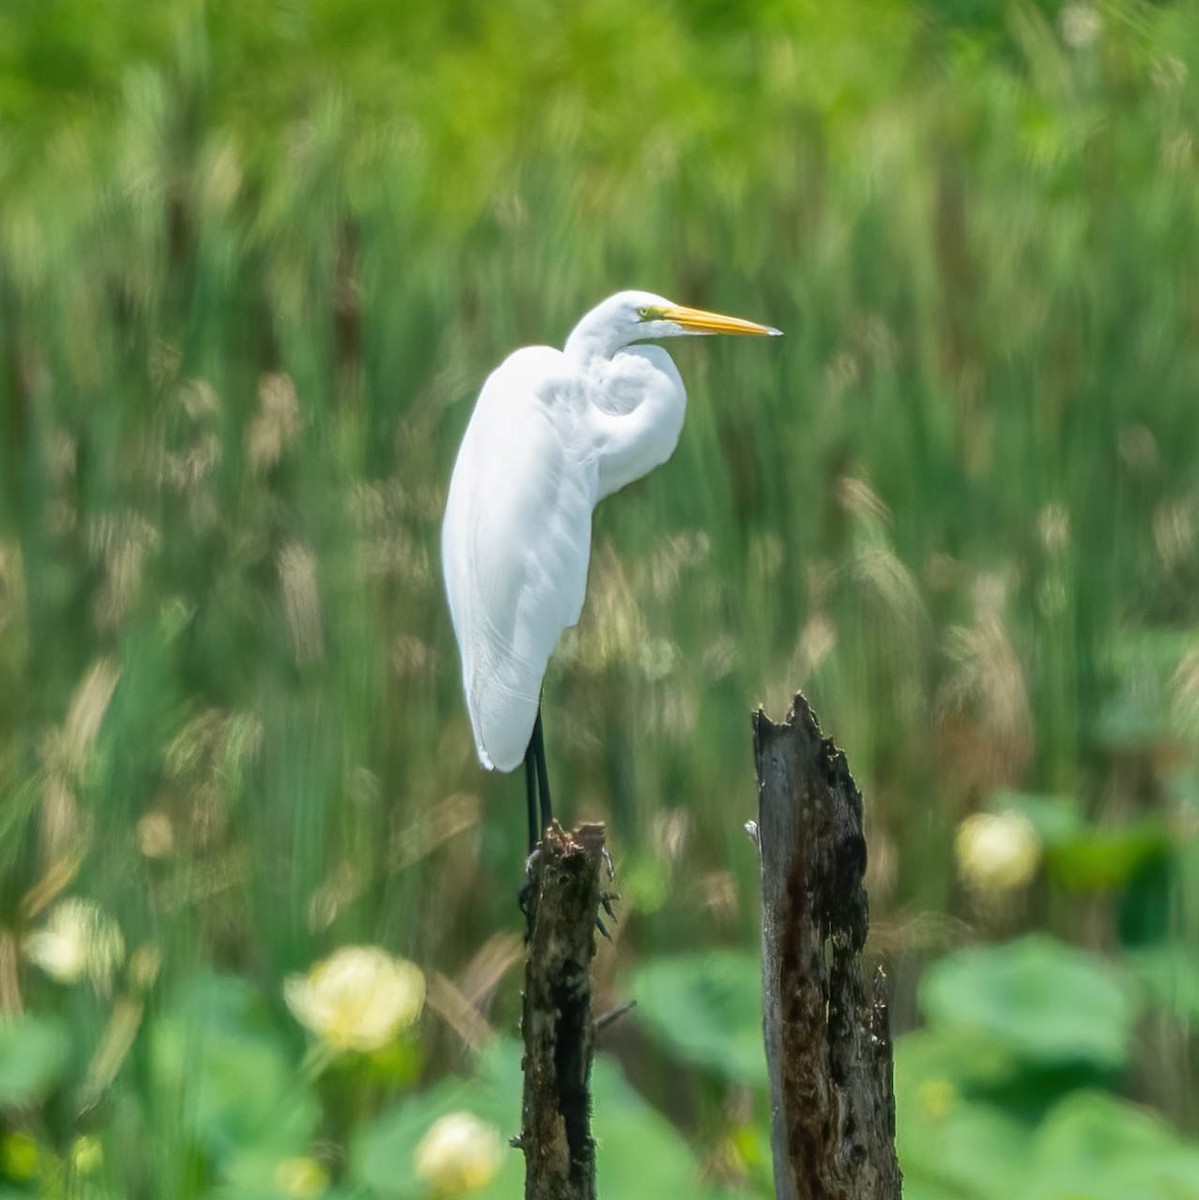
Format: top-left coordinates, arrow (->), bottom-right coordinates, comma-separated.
532,705 -> 553,834
524,738 -> 539,855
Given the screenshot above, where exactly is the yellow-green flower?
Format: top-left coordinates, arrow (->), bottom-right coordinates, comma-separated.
284,946 -> 425,1053
414,1112 -> 504,1197
916,1078 -> 957,1120
24,898 -> 124,988
1,1132 -> 39,1180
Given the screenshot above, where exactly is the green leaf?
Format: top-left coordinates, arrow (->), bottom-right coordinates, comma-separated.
894,1028 -> 1019,1097
1128,942 -> 1199,1025
151,975 -> 318,1166
897,1089 -> 1031,1200
1045,820 -> 1171,892
629,951 -> 766,1086
894,1028 -> 1032,1199
1022,1091 -> 1199,1200
590,1053 -> 713,1197
919,936 -> 1138,1070
0,1014 -> 70,1104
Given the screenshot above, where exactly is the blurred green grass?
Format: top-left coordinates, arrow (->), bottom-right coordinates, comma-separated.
1,0 -> 1198,1196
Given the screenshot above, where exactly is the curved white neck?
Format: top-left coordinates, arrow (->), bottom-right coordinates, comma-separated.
564,313 -> 629,364
583,347 -> 687,501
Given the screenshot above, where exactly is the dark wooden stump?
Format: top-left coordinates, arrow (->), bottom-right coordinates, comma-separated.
518,821 -> 606,1200
752,694 -> 901,1200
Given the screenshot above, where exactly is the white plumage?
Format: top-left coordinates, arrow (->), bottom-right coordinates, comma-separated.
442,290 -> 780,773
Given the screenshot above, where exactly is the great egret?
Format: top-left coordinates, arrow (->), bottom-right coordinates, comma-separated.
442,290 -> 781,851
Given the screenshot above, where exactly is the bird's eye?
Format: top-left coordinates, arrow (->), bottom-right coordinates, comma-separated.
637,306 -> 651,320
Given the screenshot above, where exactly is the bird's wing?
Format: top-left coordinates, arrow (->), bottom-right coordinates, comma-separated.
442,347 -> 595,771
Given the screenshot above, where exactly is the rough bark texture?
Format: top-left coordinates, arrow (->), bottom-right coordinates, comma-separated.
519,821 -> 605,1200
752,694 -> 901,1200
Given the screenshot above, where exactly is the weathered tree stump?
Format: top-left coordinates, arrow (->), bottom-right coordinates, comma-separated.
519,821 -> 606,1200
752,695 -> 901,1200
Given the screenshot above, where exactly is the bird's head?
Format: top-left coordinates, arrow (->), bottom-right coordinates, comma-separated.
566,291 -> 782,359
612,290 -> 782,343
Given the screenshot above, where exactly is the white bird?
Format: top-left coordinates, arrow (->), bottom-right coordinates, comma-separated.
442,290 -> 781,848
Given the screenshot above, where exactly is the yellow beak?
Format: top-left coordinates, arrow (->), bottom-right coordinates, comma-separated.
659,304 -> 782,337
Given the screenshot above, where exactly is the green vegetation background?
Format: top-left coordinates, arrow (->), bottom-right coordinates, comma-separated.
1,0 -> 1197,1196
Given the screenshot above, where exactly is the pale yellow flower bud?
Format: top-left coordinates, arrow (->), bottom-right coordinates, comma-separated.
284,946 -> 425,1053
136,811 -> 175,858
955,811 -> 1041,893
273,1156 -> 329,1198
70,1135 -> 103,1176
414,1112 -> 504,1197
24,898 -> 124,988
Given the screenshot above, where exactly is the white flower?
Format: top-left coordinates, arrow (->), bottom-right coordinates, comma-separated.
414,1112 -> 504,1197
284,946 -> 424,1053
24,898 -> 124,988
955,811 -> 1042,893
